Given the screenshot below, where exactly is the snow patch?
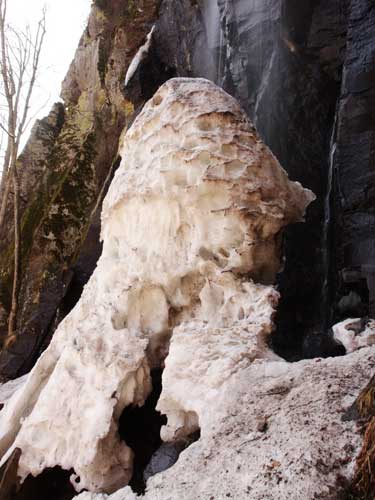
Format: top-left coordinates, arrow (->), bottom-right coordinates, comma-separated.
124,26 -> 155,87
0,374 -> 28,406
74,347 -> 375,500
333,318 -> 375,353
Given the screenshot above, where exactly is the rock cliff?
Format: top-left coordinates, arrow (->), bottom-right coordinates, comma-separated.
1,0 -> 374,377
0,1 -> 374,499
0,0 -> 162,380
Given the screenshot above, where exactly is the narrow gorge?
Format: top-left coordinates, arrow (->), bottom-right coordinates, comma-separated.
0,1 -> 374,499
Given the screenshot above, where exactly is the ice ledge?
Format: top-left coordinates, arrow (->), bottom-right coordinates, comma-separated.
75,345 -> 375,500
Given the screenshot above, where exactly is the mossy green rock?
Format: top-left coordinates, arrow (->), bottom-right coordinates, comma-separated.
0,0 -> 161,380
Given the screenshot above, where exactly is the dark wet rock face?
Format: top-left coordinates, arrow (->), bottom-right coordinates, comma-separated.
332,0 -> 375,321
154,0 -> 374,359
154,0 -> 350,358
143,442 -> 184,482
0,0 -> 374,377
15,468 -> 76,500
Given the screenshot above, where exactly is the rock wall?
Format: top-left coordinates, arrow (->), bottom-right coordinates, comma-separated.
0,0 -> 374,377
0,1 -> 373,497
152,0 -> 375,357
153,0 -> 348,357
0,0 -> 161,380
332,0 -> 375,319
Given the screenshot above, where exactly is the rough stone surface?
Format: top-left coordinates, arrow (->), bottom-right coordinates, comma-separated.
0,2 -> 373,497
332,0 -> 375,320
148,0 -> 374,358
0,78 -> 312,494
0,0 -> 161,380
1,0 -> 374,378
154,0 -> 348,356
143,442 -> 184,482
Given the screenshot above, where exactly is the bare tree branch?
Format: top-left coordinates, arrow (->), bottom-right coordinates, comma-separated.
0,0 -> 47,339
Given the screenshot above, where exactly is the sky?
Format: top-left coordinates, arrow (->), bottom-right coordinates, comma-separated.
7,0 -> 92,144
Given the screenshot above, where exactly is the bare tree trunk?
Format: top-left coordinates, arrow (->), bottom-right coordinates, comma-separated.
0,0 -> 46,343
0,164 -> 12,229
0,140 -> 11,192
7,161 -> 20,339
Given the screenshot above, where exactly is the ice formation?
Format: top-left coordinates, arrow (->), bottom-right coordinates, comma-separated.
0,78 -> 314,493
333,318 -> 375,353
0,375 -> 27,407
124,26 -> 155,87
75,345 -> 375,500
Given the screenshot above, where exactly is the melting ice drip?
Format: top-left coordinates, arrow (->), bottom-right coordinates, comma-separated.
321,110 -> 338,327
218,22 -> 225,84
202,0 -> 226,86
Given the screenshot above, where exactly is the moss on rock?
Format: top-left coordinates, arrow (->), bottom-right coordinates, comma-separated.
0,0 -> 162,378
